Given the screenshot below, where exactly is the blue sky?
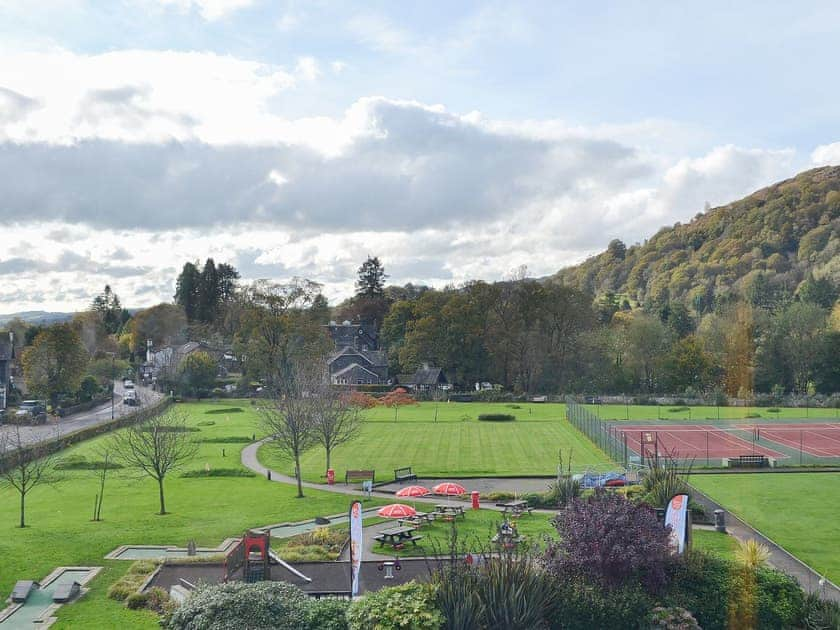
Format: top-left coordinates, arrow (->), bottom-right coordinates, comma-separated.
0,0 -> 838,311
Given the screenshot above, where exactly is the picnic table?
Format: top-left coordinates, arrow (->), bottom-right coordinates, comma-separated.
498,500 -> 534,517
397,512 -> 436,527
435,504 -> 466,519
374,525 -> 423,549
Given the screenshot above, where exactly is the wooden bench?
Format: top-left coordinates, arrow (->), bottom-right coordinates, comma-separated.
394,466 -> 417,484
345,469 -> 375,485
729,455 -> 769,468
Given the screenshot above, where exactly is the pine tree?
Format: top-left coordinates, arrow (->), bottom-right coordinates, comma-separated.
175,262 -> 201,322
355,256 -> 387,299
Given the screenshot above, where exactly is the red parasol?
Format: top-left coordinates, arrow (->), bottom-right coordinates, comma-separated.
395,485 -> 431,498
433,482 -> 467,496
377,504 -> 417,519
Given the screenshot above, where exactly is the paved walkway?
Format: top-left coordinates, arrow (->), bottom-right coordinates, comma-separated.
0,383 -> 163,452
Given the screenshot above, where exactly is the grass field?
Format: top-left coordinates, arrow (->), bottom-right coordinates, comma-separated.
690,473 -> 840,584
584,403 -> 840,423
257,402 -> 611,481
0,401 -> 382,629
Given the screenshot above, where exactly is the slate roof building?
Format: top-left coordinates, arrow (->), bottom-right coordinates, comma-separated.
0,332 -> 12,409
395,363 -> 449,391
325,319 -> 389,385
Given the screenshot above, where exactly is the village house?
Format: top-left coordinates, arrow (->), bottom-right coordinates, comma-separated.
325,319 -> 389,385
395,362 -> 449,392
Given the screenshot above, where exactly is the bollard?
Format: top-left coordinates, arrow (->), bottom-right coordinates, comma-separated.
267,470 -> 272,481
714,509 -> 726,533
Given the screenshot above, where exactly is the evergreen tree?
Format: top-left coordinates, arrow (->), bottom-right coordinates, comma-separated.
355,256 -> 387,299
198,258 -> 220,323
91,285 -> 124,334
175,262 -> 201,321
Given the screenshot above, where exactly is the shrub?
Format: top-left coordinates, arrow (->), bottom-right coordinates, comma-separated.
306,598 -> 350,630
127,560 -> 158,575
477,414 -> 515,421
664,551 -> 731,630
125,592 -> 149,609
482,491 -> 516,502
801,591 -> 840,629
478,553 -> 556,630
346,582 -> 443,630
547,476 -> 582,507
755,566 -> 805,629
548,580 -> 653,630
55,456 -> 123,470
166,581 -> 309,630
546,490 -> 672,592
647,606 -> 701,629
144,587 -> 171,614
767,408 -> 781,413
745,413 -> 762,419
668,406 -> 690,412
108,579 -> 141,601
198,436 -> 252,443
641,456 -> 690,508
196,420 -> 216,426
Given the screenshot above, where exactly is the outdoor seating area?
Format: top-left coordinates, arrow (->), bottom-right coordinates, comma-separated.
497,500 -> 534,517
374,526 -> 423,550
394,466 -> 417,483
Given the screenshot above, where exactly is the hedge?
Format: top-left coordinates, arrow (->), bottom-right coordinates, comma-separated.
477,413 -> 516,422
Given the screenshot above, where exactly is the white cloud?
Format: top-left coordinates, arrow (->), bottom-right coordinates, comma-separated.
154,0 -> 254,21
811,142 -> 840,166
294,56 -> 321,81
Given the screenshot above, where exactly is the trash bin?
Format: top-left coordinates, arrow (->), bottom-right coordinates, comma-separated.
327,469 -> 335,485
714,509 -> 726,533
471,491 -> 480,510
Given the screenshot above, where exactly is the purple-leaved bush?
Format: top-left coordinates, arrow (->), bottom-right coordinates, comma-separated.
545,490 -> 673,592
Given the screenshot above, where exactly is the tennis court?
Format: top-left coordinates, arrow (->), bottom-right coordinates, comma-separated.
738,423 -> 840,458
617,424 -> 788,460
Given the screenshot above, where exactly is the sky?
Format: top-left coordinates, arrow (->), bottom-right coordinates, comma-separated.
1,1 -> 840,313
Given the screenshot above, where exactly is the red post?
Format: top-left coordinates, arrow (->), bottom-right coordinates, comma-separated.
327,469 -> 335,485
471,491 -> 480,510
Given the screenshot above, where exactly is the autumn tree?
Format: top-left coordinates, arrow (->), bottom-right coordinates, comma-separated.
179,351 -> 218,398
381,387 -> 418,422
110,408 -> 198,515
22,324 -> 89,407
129,303 -> 188,354
0,425 -> 62,527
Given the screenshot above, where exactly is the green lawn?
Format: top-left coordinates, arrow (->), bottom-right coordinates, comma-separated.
257,402 -> 611,481
584,403 -> 840,423
0,401 -> 383,629
372,508 -> 557,557
692,529 -> 737,559
690,473 -> 840,583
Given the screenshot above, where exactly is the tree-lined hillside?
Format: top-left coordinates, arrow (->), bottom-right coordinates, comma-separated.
554,166 -> 840,313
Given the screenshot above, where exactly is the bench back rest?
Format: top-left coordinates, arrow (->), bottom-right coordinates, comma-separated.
346,470 -> 375,479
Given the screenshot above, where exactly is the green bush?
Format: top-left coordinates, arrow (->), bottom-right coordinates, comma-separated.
125,592 -> 148,609
127,560 -> 158,575
55,455 -> 123,470
196,420 -> 216,426
346,582 -> 443,630
477,413 -> 515,422
205,407 -> 244,414
198,436 -> 252,443
306,598 -> 350,630
755,566 -> 805,629
647,606 -> 701,629
800,591 -> 840,629
548,580 -> 653,629
664,552 -> 730,630
166,581 -> 309,630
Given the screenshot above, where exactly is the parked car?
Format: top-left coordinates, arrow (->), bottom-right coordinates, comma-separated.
15,400 -> 48,424
123,389 -> 139,406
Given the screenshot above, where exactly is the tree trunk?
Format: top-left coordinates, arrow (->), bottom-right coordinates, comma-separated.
158,478 -> 167,514
295,455 -> 304,498
325,448 -> 331,475
19,492 -> 25,528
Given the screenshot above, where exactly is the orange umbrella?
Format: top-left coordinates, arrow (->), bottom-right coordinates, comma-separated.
395,485 -> 431,498
377,504 -> 417,518
433,482 -> 467,496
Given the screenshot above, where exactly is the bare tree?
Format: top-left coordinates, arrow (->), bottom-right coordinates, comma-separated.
313,386 -> 362,475
110,408 -> 198,515
0,425 -> 62,528
90,443 -> 118,521
259,357 -> 322,498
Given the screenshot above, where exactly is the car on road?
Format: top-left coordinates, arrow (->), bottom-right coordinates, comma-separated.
123,389 -> 139,406
14,400 -> 48,424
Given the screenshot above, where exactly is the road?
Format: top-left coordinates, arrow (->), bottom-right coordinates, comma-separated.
0,382 -> 164,452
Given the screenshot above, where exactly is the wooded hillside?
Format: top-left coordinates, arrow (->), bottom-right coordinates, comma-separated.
554,166 -> 840,313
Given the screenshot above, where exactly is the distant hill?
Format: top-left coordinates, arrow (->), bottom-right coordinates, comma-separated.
0,311 -> 75,326
553,166 -> 840,312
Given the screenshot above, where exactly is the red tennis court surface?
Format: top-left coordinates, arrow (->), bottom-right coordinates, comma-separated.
618,424 -> 787,460
737,423 -> 840,458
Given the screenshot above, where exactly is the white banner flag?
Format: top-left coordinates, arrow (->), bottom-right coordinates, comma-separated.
349,500 -> 363,597
665,493 -> 689,554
